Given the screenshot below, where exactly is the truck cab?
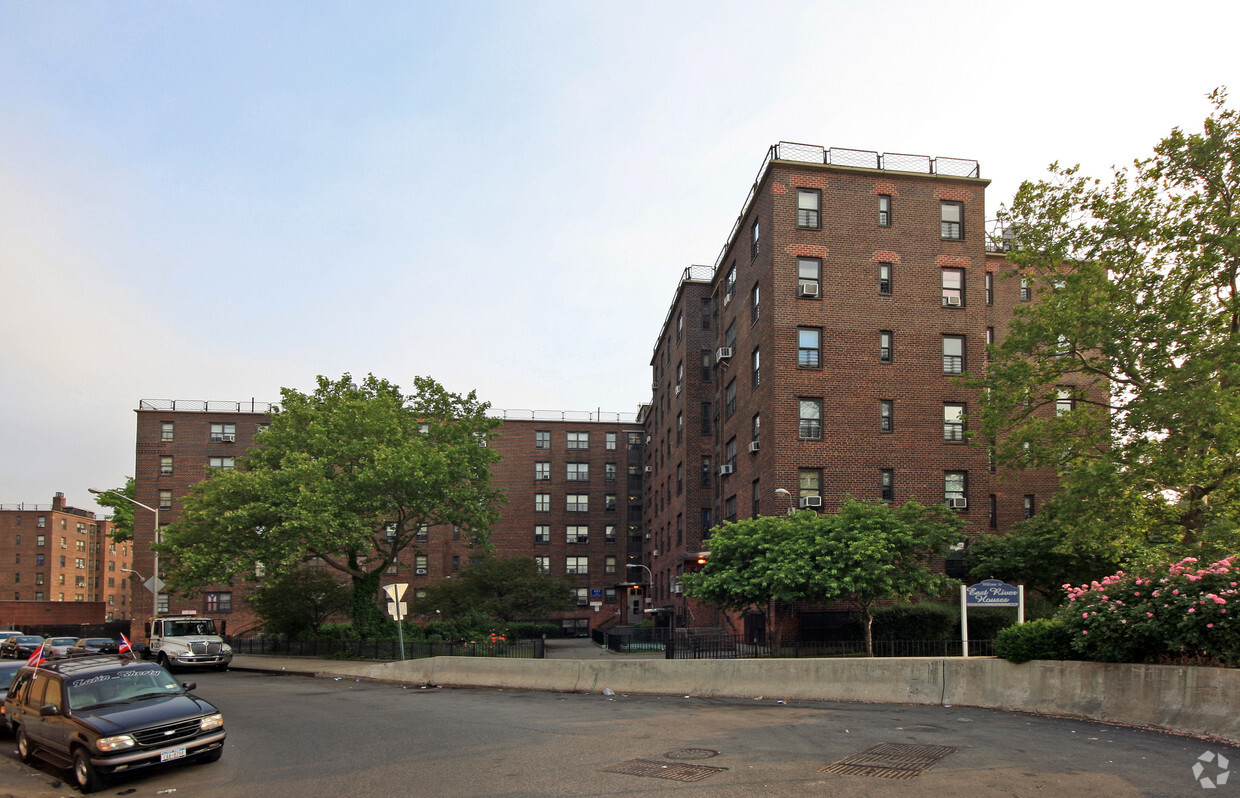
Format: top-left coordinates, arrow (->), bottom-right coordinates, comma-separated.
144,614 -> 233,671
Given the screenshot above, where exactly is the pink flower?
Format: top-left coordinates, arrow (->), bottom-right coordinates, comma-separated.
1083,613 -> 1089,618
1189,608 -> 1196,613
1082,630 -> 1089,635
1207,624 -> 1214,629
1147,612 -> 1154,617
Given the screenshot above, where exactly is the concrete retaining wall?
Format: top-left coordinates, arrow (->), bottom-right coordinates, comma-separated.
344,656 -> 1240,744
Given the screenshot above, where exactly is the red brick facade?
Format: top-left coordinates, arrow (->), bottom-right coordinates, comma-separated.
639,152 -> 1080,640
132,405 -> 646,636
0,493 -> 131,627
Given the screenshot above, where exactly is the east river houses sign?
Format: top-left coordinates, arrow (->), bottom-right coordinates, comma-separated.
966,578 -> 1021,607
960,579 -> 1025,657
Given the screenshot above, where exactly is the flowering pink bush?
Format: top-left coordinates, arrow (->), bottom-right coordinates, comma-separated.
1057,556 -> 1239,665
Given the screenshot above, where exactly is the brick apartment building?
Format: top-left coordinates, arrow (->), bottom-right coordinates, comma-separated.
638,143 -> 1078,641
132,403 -> 647,636
0,492 -> 132,626
128,142 -> 1079,642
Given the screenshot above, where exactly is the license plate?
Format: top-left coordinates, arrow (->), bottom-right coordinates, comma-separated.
161,747 -> 187,762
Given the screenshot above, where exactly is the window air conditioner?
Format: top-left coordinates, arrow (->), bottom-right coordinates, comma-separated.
716,347 -> 733,361
644,466 -> 652,473
671,584 -> 683,594
948,497 -> 968,509
748,441 -> 760,453
799,282 -> 819,297
415,568 -> 428,575
800,496 -> 823,508
945,296 -> 962,307
718,464 -> 735,475
221,434 -> 236,443
652,383 -> 659,391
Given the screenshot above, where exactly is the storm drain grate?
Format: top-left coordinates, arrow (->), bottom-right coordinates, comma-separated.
819,742 -> 957,780
601,759 -> 728,782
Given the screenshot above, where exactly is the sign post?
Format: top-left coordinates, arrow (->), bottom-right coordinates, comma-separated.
961,579 -> 1023,658
382,582 -> 409,661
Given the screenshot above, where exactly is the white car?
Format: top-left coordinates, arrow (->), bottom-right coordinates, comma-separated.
43,636 -> 80,656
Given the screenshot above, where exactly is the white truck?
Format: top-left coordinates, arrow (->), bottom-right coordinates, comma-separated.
144,614 -> 234,671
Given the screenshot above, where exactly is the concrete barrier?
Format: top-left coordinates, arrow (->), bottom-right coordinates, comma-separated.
338,655 -> 1240,744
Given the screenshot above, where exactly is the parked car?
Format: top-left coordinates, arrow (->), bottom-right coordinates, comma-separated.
0,635 -> 44,659
67,638 -> 122,656
43,637 -> 80,657
5,655 -> 225,792
0,660 -> 23,730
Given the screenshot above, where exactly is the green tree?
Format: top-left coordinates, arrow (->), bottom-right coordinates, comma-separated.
160,374 -> 504,634
682,499 -> 965,655
965,509 -> 1126,602
416,556 -> 574,622
93,477 -> 136,542
978,89 -> 1240,557
247,568 -> 351,638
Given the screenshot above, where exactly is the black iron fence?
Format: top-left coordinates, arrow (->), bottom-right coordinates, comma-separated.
228,636 -> 544,660
595,629 -> 993,660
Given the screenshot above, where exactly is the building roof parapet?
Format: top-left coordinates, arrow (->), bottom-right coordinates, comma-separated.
490,409 -> 640,424
712,141 -> 983,274
137,401 -> 639,424
138,399 -> 278,413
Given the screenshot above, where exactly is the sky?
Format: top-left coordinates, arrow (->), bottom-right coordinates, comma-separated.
3,0 -> 1239,515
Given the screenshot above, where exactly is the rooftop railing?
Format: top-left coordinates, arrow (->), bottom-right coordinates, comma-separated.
712,142 -> 982,274
137,401 -> 639,425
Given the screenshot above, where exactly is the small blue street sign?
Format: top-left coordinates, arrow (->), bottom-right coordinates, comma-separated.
590,588 -> 604,598
966,579 -> 1021,607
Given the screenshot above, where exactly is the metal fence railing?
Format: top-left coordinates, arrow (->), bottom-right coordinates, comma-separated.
228,636 -> 544,660
660,635 -> 995,660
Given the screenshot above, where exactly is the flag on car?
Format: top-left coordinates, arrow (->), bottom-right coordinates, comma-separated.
26,642 -> 46,668
119,633 -> 133,657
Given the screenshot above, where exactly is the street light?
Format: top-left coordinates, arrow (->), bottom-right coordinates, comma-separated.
625,563 -> 652,584
775,487 -> 795,515
91,488 -> 162,615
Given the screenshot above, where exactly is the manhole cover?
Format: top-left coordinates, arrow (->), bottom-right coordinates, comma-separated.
664,748 -> 720,760
820,742 -> 957,780
601,759 -> 728,782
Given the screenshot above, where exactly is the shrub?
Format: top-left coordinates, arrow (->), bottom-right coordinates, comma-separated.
868,603 -> 955,641
1057,556 -> 1240,665
994,619 -> 1074,663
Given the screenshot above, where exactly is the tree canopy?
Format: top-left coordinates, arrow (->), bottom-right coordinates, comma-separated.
681,499 -> 965,655
160,374 -> 504,631
977,89 -> 1240,561
93,477 -> 136,542
246,568 -> 351,638
415,556 -> 574,622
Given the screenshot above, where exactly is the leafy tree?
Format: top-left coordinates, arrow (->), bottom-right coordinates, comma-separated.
416,556 -> 574,622
977,89 -> 1240,557
247,568 -> 351,638
965,509 -> 1127,602
682,499 -> 965,655
93,477 -> 136,542
160,374 -> 503,634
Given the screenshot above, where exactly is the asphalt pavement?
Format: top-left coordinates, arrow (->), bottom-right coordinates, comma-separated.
3,642 -> 1236,797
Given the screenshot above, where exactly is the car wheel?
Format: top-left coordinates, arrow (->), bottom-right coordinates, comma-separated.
73,747 -> 104,794
15,726 -> 33,762
157,652 -> 170,669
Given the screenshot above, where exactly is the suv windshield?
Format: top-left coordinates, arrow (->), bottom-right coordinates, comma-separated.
165,620 -> 217,636
66,667 -> 184,711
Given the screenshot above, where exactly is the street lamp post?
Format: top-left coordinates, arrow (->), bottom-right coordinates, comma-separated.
91,488 -> 161,616
774,487 -> 795,515
625,563 -> 653,624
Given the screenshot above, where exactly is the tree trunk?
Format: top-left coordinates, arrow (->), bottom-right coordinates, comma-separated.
350,569 -> 387,638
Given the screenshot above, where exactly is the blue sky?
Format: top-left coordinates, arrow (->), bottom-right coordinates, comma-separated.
3,0 -> 1239,513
